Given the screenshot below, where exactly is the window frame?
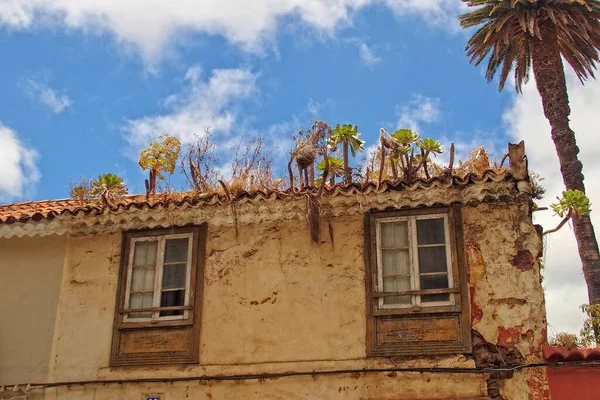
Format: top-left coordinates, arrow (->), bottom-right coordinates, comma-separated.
375,213 -> 455,310
111,224 -> 206,366
123,232 -> 194,323
364,206 -> 471,357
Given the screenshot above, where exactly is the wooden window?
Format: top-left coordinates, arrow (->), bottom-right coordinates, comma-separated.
365,207 -> 471,357
111,225 -> 206,366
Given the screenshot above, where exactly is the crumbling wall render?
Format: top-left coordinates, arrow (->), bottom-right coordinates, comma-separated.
44,198 -> 549,399
463,201 -> 549,399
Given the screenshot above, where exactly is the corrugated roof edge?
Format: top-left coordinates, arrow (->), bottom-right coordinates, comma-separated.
0,170 -> 517,225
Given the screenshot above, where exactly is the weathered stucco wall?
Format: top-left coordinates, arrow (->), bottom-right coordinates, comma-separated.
201,215 -> 366,364
48,233 -> 122,382
0,235 -> 66,384
47,372 -> 487,399
463,202 -> 549,399
4,198 -> 548,399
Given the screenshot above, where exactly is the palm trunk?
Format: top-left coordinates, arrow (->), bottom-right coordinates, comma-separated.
343,142 -> 351,184
531,23 -> 600,305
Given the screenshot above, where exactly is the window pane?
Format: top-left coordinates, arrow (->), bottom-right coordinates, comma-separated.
419,274 -> 450,303
133,241 -> 157,266
381,221 -> 408,248
164,238 -> 189,263
416,218 -> 445,245
382,249 -> 410,276
129,293 -> 153,318
160,290 -> 185,316
162,264 -> 186,289
420,274 -> 449,290
131,267 -> 155,292
417,246 -> 448,273
421,293 -> 450,303
382,277 -> 411,305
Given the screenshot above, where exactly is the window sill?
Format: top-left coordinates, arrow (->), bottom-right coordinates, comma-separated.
372,304 -> 461,317
118,318 -> 194,330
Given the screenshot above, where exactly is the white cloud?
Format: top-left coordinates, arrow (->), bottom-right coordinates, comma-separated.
0,1 -> 463,64
504,69 -> 600,336
358,42 -> 381,66
396,95 -> 441,133
306,98 -> 322,116
0,122 -> 40,201
24,80 -> 72,114
383,0 -> 465,27
125,66 -> 257,146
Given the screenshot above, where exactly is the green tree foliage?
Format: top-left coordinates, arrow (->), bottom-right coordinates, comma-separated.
580,304 -> 600,347
460,0 -> 600,310
460,0 -> 600,92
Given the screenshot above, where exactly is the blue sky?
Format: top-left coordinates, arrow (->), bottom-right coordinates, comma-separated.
1,1 -> 599,335
0,1 -> 512,198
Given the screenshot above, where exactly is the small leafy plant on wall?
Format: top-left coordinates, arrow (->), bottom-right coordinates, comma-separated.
69,174 -> 128,207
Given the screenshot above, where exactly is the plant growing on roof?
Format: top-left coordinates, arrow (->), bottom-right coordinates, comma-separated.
392,128 -> 419,145
416,138 -> 444,179
392,128 -> 420,180
328,124 -> 365,184
289,120 -> 331,190
316,156 -> 344,186
68,177 -> 92,206
181,128 -> 219,193
378,128 -> 402,182
90,173 -> 128,205
379,128 -> 445,181
138,134 -> 181,197
226,136 -> 275,195
460,0 -> 600,315
548,332 -> 580,349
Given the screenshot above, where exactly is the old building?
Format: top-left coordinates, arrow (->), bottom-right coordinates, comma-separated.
0,147 -> 549,399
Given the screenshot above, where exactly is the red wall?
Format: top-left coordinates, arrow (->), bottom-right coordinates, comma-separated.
547,365 -> 600,400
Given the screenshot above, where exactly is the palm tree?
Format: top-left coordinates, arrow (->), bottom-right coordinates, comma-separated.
328,124 -> 365,184
460,0 -> 600,305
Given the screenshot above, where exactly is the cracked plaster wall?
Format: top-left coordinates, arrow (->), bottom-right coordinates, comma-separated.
463,202 -> 549,399
5,199 -> 548,399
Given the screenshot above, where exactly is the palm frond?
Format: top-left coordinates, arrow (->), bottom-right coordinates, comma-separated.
460,0 -> 600,91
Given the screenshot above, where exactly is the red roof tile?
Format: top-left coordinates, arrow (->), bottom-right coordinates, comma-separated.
543,346 -> 600,362
0,171 -> 514,225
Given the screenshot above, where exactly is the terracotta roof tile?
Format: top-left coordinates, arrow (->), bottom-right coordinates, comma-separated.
543,346 -> 600,362
0,170 -> 514,225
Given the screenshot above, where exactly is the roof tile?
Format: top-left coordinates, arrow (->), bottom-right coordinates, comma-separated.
0,170 -> 513,225
543,346 -> 600,362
